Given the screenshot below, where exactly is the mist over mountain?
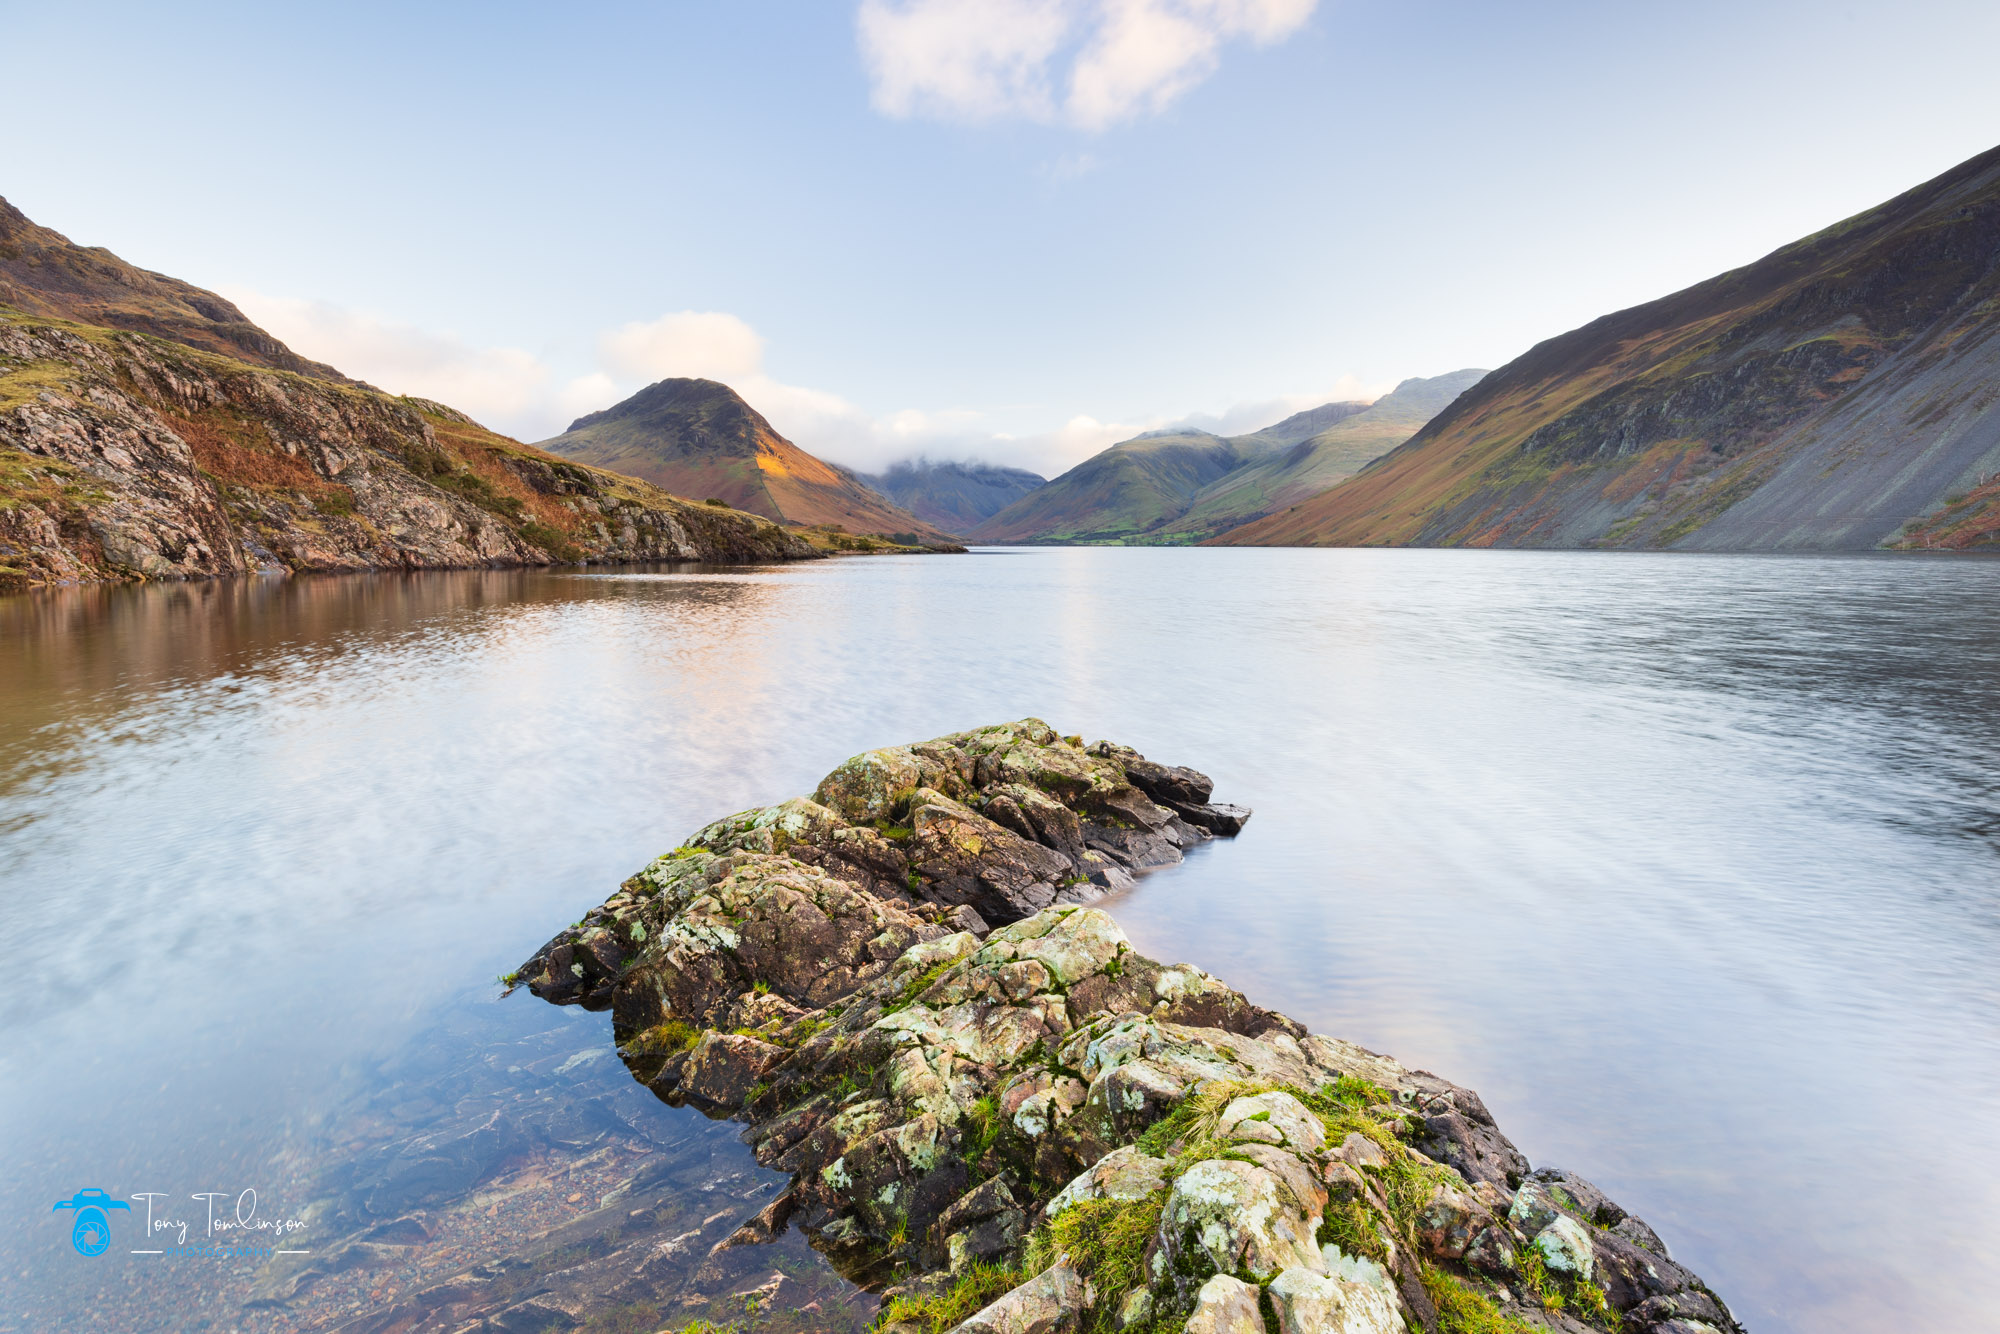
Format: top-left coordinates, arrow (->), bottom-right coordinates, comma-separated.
860,459 -> 1046,531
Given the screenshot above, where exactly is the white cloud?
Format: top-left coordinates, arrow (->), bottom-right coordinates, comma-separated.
856,0 -> 1316,129
221,289 -> 1381,481
598,311 -> 765,383
858,0 -> 1071,122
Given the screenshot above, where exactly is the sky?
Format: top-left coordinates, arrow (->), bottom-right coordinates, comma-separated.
5,0 -> 1999,479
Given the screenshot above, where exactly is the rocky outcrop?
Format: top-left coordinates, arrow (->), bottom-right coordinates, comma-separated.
0,312 -> 820,586
514,721 -> 1740,1334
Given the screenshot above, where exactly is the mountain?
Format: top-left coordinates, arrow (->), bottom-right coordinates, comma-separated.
0,199 -> 825,586
1156,371 -> 1486,541
538,379 -> 952,543
861,458 -> 1046,530
967,429 -> 1270,544
0,197 -> 351,382
1223,400 -> 1370,451
1216,145 -> 2000,551
967,381 -> 1476,545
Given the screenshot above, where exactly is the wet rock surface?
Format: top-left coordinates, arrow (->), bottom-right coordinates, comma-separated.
509,720 -> 1744,1334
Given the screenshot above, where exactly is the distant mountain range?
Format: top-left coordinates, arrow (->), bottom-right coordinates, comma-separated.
1219,143 -> 2000,550
537,379 -> 951,545
859,459 -> 1046,530
968,372 -> 1484,544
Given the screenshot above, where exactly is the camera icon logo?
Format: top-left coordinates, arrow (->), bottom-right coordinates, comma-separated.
53,1189 -> 130,1257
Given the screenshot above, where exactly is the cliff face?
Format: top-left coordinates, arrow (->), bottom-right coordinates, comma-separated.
507,721 -> 1741,1334
541,377 -> 955,543
1220,144 -> 2000,550
0,313 -> 816,587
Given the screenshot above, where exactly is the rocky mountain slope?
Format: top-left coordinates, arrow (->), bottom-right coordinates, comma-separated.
0,199 -> 830,586
971,384 -> 1473,545
862,458 -> 1047,530
0,196 -> 351,382
1218,143 -> 2000,551
0,312 -> 818,585
512,720 -> 1741,1334
1157,372 -> 1486,542
539,378 -> 955,544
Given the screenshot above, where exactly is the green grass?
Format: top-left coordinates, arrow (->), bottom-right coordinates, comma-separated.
1420,1264 -> 1544,1334
962,1095 -> 1003,1168
1044,1195 -> 1166,1331
884,958 -> 956,1014
1511,1244 -> 1617,1325
0,358 -> 76,412
874,1261 -> 1031,1334
628,1019 -> 701,1054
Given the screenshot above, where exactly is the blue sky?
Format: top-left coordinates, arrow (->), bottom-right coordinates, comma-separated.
6,0 -> 1998,476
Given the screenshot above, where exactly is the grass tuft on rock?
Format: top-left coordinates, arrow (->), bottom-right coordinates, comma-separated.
1420,1264 -> 1544,1334
1044,1194 -> 1165,1330
874,1260 -> 1031,1334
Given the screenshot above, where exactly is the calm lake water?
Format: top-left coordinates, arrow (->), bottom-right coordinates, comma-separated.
2,547 -> 1997,1333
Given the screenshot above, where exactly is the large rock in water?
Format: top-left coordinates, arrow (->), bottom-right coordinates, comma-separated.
512,721 -> 1742,1334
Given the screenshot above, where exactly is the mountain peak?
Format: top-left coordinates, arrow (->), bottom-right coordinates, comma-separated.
541,380 -> 948,540
563,377 -> 769,438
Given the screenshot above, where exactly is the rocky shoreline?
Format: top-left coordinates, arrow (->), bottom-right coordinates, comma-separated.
510,721 -> 1742,1334
0,311 -> 838,588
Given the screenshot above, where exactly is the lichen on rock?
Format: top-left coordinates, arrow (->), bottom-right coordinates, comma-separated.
513,721 -> 1741,1334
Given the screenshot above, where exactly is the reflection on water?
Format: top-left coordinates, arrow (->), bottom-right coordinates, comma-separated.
2,550 -> 1997,1333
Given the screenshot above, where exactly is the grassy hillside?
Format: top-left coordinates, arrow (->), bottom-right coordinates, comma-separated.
968,431 -> 1267,544
970,379 -> 1479,545
1218,144 -> 2000,551
1161,372 -> 1485,541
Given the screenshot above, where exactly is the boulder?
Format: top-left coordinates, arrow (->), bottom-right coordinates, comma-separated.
950,1256 -> 1092,1334
1156,1157 -> 1325,1296
1043,1146 -> 1170,1219
1220,1091 -> 1327,1154
1267,1264 -> 1407,1334
1182,1274 -> 1264,1334
815,747 -> 927,823
1171,801 -> 1251,835
1534,1214 -> 1596,1281
681,1033 -> 785,1112
1118,757 -> 1215,807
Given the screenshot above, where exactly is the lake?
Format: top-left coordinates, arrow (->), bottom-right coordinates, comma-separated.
1,547 -> 1995,1333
